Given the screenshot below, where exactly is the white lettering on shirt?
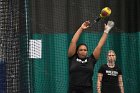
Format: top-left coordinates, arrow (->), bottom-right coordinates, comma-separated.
106,70 -> 118,76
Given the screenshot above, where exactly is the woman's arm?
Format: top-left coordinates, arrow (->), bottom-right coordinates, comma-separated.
118,75 -> 124,93
93,21 -> 114,60
97,73 -> 103,93
68,21 -> 90,57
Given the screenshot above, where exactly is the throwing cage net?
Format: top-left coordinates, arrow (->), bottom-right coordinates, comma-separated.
0,0 -> 140,93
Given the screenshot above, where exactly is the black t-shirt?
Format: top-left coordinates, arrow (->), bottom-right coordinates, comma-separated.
98,64 -> 122,93
69,54 -> 97,87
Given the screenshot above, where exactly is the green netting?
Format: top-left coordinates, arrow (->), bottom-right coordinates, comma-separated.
31,32 -> 140,93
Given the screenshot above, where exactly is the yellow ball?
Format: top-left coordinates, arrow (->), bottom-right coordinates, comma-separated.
100,7 -> 111,17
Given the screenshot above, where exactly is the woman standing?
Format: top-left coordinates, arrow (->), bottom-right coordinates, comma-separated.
68,20 -> 115,93
97,50 -> 124,93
